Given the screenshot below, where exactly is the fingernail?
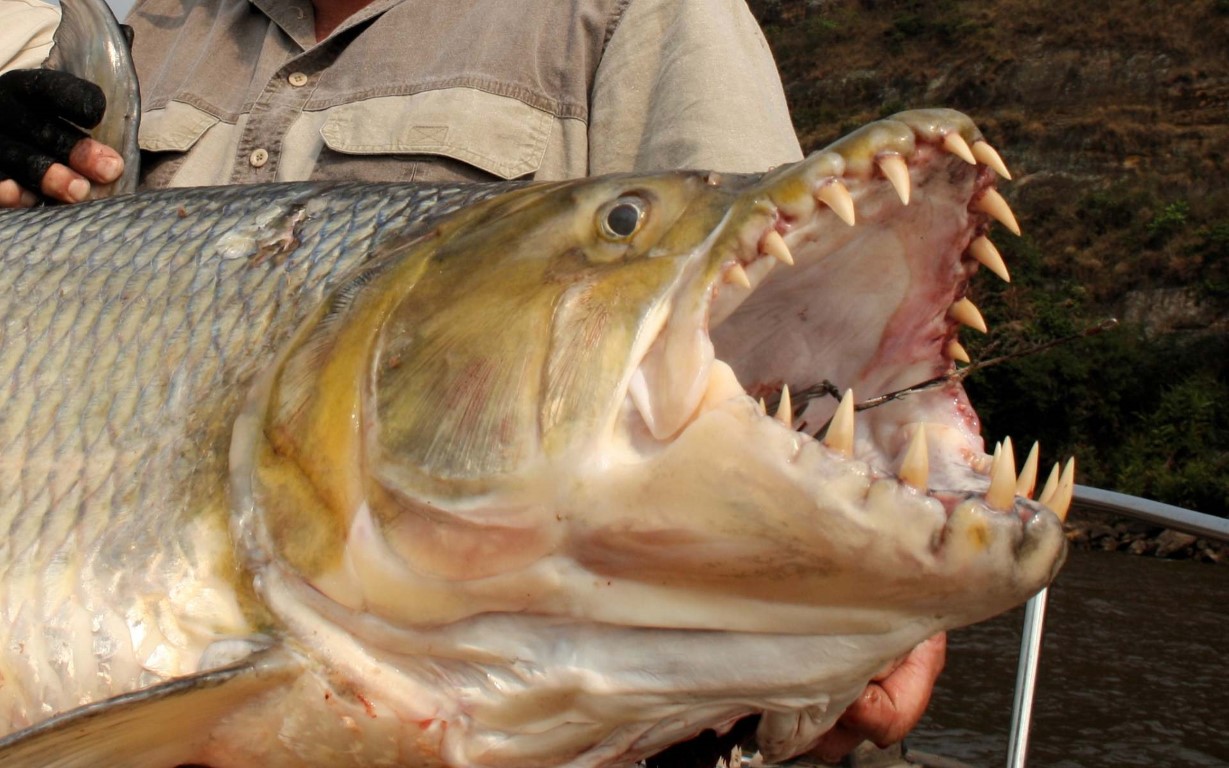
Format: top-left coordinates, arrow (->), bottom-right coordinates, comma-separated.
97,155 -> 123,183
67,178 -> 91,202
19,190 -> 38,207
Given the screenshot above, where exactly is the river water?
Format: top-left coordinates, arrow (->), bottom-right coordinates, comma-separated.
908,547 -> 1229,767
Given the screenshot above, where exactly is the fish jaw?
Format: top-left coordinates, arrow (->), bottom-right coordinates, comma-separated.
567,109 -> 1066,632
230,110 -> 1067,765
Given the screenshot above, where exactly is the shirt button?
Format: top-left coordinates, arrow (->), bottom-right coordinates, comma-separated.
288,72 -> 309,87
249,148 -> 269,168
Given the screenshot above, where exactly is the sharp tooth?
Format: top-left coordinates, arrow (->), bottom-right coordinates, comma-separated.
948,297 -> 988,333
1051,457 -> 1076,521
817,181 -> 856,226
727,263 -> 752,289
1017,441 -> 1040,498
976,188 -> 1021,236
762,230 -> 794,266
899,424 -> 929,490
948,339 -> 970,363
943,133 -> 977,164
878,154 -> 911,205
775,384 -> 793,427
969,236 -> 1011,283
823,389 -> 856,456
972,141 -> 1012,180
1038,463 -> 1061,507
986,437 -> 1017,510
758,398 -> 768,415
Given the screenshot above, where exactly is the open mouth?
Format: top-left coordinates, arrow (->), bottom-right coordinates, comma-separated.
622,111 -> 1074,549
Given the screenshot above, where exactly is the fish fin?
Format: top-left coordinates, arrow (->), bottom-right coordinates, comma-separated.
0,647 -> 300,767
45,0 -> 142,196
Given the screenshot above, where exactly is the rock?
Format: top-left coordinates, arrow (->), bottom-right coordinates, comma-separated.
1128,539 -> 1153,555
1155,529 -> 1198,558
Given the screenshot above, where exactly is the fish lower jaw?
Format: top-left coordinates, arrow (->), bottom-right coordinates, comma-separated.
259,560 -> 937,768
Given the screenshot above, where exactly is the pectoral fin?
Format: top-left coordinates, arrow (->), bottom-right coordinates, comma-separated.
0,648 -> 300,767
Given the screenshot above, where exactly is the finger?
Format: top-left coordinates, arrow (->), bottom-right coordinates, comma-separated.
808,723 -> 864,764
0,134 -> 55,191
839,633 -> 948,747
39,162 -> 93,203
0,136 -> 90,203
0,69 -> 107,128
0,178 -> 38,208
68,137 -> 124,184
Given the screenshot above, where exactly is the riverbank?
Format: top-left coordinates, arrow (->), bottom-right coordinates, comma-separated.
1065,507 -> 1228,563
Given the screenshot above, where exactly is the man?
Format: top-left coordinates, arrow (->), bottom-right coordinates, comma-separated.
2,0 -> 803,202
0,0 -> 945,761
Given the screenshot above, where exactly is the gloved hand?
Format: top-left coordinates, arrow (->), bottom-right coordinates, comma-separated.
0,68 -> 125,207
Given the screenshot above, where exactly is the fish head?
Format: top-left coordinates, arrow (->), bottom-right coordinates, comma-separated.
231,109 -> 1067,764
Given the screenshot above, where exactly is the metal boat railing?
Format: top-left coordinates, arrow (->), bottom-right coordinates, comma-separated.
1005,485 -> 1229,768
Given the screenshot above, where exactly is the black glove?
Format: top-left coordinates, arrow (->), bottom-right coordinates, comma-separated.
0,68 -> 106,197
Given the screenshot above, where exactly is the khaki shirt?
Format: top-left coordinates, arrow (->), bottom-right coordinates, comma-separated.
0,0 -> 57,71
3,0 -> 803,185
130,0 -> 802,186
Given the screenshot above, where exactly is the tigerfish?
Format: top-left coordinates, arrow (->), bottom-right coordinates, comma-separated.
0,2 -> 1069,767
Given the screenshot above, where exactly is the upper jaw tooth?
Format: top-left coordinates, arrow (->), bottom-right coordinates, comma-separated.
942,132 -> 977,165
976,188 -> 1021,236
969,236 -> 1010,283
877,154 -> 911,205
762,230 -> 794,266
726,262 -> 752,289
948,297 -> 988,334
816,181 -> 856,226
972,140 -> 1012,180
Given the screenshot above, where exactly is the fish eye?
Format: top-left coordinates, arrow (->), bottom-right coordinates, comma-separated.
598,196 -> 647,241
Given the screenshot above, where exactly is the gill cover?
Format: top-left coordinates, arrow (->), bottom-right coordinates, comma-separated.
236,174 -> 737,619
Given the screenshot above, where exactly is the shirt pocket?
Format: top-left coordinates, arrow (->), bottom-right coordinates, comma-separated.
136,101 -> 222,187
138,101 -> 220,152
317,87 -> 553,183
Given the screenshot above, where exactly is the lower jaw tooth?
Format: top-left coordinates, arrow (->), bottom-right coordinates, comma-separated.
898,424 -> 929,490
775,385 -> 793,427
985,438 -> 1017,511
1016,442 -> 1040,498
822,389 -> 856,456
1038,458 -> 1076,520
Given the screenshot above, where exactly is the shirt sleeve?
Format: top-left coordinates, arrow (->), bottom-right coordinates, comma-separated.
588,0 -> 803,176
0,0 -> 60,73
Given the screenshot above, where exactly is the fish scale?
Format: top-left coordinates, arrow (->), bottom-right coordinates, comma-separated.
0,181 -> 508,726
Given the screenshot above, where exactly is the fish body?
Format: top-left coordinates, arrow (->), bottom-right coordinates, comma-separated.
0,180 -> 507,726
0,113 -> 1067,767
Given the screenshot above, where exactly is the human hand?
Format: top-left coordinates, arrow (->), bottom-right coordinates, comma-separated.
809,632 -> 948,764
0,69 -> 124,207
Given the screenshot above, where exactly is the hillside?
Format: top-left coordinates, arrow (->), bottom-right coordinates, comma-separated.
750,0 -> 1229,516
